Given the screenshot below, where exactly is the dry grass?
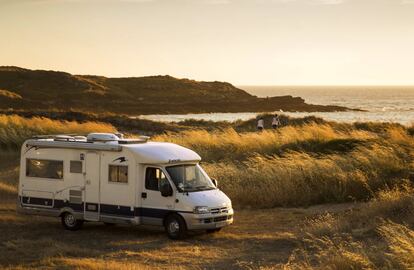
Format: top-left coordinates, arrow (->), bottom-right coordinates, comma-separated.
0,89 -> 22,99
0,114 -> 117,149
378,221 -> 414,269
154,124 -> 376,162
304,185 -> 414,236
1,158 -> 414,269
281,185 -> 414,269
0,150 -> 19,202
205,143 -> 411,208
0,115 -> 413,269
155,124 -> 413,208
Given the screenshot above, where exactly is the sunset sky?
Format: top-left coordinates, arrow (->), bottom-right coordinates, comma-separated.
1,0 -> 414,85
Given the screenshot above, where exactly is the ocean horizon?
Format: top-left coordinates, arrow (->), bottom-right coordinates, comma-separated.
137,86 -> 414,125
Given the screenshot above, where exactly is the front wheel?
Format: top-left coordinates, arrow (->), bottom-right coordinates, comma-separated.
61,212 -> 83,231
165,214 -> 187,240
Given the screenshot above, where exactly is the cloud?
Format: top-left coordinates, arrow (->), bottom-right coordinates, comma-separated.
200,0 -> 231,4
17,0 -> 352,6
260,0 -> 346,4
313,0 -> 344,4
22,0 -> 155,3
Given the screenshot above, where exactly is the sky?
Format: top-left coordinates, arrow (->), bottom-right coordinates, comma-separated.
1,0 -> 414,85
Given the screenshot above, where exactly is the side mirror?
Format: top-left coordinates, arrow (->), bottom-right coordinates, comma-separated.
211,178 -> 218,188
160,183 -> 173,197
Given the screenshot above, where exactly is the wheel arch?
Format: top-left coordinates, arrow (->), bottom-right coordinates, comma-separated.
59,207 -> 80,218
163,211 -> 186,227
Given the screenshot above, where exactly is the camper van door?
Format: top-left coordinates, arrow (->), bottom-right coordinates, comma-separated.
141,166 -> 175,225
84,152 -> 101,221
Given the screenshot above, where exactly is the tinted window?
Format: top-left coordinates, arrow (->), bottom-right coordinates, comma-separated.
70,161 -> 82,173
26,159 -> 63,179
109,165 -> 128,183
145,167 -> 167,191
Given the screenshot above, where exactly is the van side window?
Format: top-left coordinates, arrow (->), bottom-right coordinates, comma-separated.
26,159 -> 63,179
70,161 -> 82,173
145,167 -> 167,191
109,165 -> 128,183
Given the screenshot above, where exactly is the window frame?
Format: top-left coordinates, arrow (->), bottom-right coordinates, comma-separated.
26,158 -> 64,180
145,166 -> 171,192
108,164 -> 129,184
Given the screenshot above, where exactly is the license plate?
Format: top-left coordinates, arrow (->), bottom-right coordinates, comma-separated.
215,222 -> 225,228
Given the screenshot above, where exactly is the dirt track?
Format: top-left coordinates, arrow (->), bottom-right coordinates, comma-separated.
1,202 -> 311,269
0,152 -> 358,269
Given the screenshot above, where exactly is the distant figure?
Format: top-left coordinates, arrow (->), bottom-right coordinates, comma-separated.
272,114 -> 280,129
257,117 -> 264,131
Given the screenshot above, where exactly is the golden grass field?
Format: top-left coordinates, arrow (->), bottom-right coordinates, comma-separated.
0,114 -> 413,269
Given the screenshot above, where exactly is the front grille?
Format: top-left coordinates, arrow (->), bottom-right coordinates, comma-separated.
210,207 -> 229,214
213,216 -> 228,222
203,214 -> 232,224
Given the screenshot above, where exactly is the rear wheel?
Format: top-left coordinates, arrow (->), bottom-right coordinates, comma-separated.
61,212 -> 83,231
165,214 -> 187,240
206,228 -> 222,234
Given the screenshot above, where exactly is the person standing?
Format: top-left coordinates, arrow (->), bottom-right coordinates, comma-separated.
257,117 -> 264,131
272,114 -> 280,129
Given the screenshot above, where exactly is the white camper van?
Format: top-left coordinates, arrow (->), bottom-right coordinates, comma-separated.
17,133 -> 233,239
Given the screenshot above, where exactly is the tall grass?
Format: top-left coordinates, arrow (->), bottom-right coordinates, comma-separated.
156,124 -> 413,208
1,114 -> 412,208
305,185 -> 414,237
378,221 -> 414,269
0,114 -> 413,269
284,186 -> 414,269
205,145 -> 411,208
154,124 -> 377,162
0,114 -> 116,149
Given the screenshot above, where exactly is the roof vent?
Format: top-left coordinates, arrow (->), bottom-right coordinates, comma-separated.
118,136 -> 150,144
74,136 -> 87,141
87,133 -> 119,142
53,135 -> 75,142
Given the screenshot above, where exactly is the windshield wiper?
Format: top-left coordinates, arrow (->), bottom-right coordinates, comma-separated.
194,185 -> 215,190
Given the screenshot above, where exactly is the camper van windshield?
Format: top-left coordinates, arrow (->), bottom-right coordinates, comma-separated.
166,164 -> 216,192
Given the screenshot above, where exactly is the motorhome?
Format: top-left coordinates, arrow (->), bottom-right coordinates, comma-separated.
17,133 -> 233,239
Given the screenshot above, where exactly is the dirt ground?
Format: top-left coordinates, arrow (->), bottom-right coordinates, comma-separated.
0,200 -> 360,269
0,152 -> 355,270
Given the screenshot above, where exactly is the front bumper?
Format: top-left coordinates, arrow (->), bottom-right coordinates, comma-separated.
180,208 -> 234,230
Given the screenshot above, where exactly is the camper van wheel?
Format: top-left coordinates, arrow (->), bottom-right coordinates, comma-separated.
61,212 -> 83,231
165,214 -> 187,240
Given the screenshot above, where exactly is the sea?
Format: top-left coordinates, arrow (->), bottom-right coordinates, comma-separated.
137,86 -> 414,125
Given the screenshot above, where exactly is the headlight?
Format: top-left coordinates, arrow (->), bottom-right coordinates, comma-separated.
194,206 -> 209,214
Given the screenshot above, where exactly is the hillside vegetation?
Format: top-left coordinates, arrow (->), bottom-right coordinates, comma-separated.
1,113 -> 412,208
155,122 -> 413,208
0,114 -> 413,269
0,114 -> 115,149
0,66 -> 349,114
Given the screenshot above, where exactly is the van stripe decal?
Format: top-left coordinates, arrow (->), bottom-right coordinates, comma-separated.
19,196 -> 192,218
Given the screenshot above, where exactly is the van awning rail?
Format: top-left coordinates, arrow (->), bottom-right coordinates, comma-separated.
31,134 -> 87,139
26,140 -> 122,151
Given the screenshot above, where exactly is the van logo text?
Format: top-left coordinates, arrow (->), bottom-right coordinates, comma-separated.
113,157 -> 127,163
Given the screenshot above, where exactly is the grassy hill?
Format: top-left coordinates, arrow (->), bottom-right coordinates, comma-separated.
0,66 -> 349,114
0,114 -> 413,269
